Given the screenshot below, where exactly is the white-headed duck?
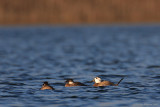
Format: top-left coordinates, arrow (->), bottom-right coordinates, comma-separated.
93,77 -> 124,87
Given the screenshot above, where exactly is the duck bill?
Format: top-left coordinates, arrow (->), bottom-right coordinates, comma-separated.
88,79 -> 94,83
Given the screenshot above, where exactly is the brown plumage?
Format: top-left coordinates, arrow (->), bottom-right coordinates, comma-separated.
65,79 -> 87,87
93,81 -> 115,87
93,77 -> 124,87
40,81 -> 54,90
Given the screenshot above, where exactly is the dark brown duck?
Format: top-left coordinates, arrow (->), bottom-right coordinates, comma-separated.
40,81 -> 54,90
65,79 -> 87,87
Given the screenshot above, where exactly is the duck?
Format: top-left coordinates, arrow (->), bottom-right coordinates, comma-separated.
92,77 -> 124,87
65,79 -> 87,87
40,81 -> 54,90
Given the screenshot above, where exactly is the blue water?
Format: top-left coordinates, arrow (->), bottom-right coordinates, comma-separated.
0,25 -> 160,107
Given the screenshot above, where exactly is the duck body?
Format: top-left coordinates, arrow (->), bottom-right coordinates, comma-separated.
40,81 -> 54,90
65,79 -> 87,87
93,80 -> 116,87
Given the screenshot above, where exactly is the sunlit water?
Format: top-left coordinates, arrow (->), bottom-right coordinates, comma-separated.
0,25 -> 160,107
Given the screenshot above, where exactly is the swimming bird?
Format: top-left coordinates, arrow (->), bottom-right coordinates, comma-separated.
40,81 -> 54,90
92,77 -> 124,87
65,79 -> 87,87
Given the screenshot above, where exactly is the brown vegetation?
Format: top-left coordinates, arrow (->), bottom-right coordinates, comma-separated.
0,0 -> 160,25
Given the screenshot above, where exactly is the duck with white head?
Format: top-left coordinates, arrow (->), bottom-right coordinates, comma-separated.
92,77 -> 124,87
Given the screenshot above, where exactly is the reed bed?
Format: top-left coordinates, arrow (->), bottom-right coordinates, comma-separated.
0,0 -> 160,24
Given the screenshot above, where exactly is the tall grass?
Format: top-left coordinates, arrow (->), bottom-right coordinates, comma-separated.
0,0 -> 160,24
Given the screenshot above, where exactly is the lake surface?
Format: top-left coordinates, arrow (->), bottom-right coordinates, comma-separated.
0,25 -> 160,107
